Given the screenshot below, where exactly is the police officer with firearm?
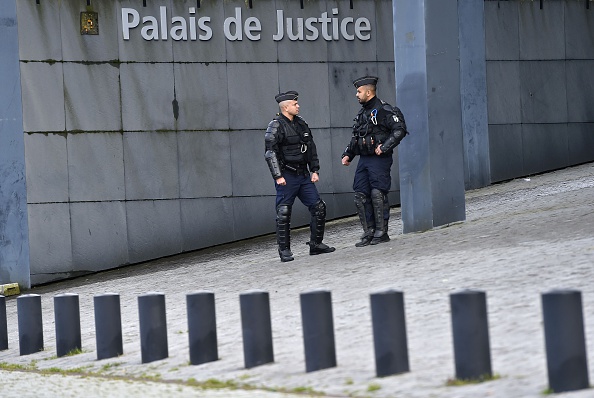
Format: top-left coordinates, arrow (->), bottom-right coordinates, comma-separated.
265,91 -> 335,262
341,76 -> 408,247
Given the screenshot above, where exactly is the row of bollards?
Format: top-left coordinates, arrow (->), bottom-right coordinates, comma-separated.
0,289 -> 589,393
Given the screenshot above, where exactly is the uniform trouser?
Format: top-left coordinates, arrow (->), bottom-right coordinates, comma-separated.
275,171 -> 325,247
353,155 -> 393,227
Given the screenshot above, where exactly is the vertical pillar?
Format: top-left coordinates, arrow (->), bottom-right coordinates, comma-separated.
187,291 -> 218,365
300,290 -> 337,372
458,0 -> 490,189
370,290 -> 409,377
0,295 -> 7,350
393,0 -> 466,233
17,294 -> 43,355
542,290 -> 589,393
0,0 -> 31,289
138,293 -> 168,363
94,293 -> 123,360
54,293 -> 82,357
240,290 -> 274,369
450,290 -> 492,381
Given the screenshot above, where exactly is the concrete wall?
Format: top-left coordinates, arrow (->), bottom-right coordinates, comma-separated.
17,0 -> 398,284
485,0 -> 594,183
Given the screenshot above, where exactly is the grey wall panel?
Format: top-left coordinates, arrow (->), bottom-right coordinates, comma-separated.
327,0 -> 376,62
178,131 -> 233,198
519,1 -> 565,60
330,127 -> 356,193
126,199 -> 182,264
377,62 -> 397,106
230,130 -> 275,197
278,63 -> 330,129
120,63 -> 175,131
486,61 -> 521,124
60,0 -> 119,62
223,3 -> 278,63
227,63 -> 279,130
275,0 -> 329,63
522,123 -> 569,176
64,63 -> 122,132
24,133 -> 69,203
568,123 -> 594,165
484,0 -> 519,61
116,0 -> 174,62
328,61 -> 377,128
519,61 -> 567,124
171,0 -> 227,63
174,63 -> 230,131
328,192 -> 356,220
566,60 -> 594,123
180,198 -> 235,252
123,132 -> 179,200
68,132 -> 125,202
310,128 -> 335,194
232,196 -> 276,240
488,124 -> 523,183
376,0 -> 395,62
70,201 -> 129,272
565,3 -> 594,59
15,0 -> 62,61
20,62 -> 65,132
27,203 -> 73,275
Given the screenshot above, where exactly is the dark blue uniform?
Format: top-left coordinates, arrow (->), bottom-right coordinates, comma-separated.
343,94 -> 408,246
265,94 -> 335,262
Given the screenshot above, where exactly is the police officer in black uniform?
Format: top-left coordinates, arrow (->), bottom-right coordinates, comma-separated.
341,76 -> 408,246
265,91 -> 335,262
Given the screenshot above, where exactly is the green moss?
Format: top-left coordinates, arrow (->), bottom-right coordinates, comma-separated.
446,373 -> 501,386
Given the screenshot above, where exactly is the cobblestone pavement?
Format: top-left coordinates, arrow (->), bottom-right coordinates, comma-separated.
1,163 -> 594,398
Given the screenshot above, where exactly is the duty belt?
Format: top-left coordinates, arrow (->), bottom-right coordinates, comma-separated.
284,164 -> 308,175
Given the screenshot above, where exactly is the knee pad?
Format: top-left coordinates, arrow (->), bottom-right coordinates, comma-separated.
312,199 -> 326,219
354,192 -> 368,207
277,204 -> 292,223
370,188 -> 384,201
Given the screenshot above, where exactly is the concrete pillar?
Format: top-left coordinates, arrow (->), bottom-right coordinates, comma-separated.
0,0 -> 31,288
393,0 -> 466,233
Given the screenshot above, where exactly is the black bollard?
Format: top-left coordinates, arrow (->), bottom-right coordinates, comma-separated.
94,293 -> 123,360
542,289 -> 589,393
240,290 -> 274,368
300,289 -> 337,372
54,293 -> 82,357
138,292 -> 168,363
370,289 -> 410,377
187,291 -> 218,365
450,290 -> 492,381
0,295 -> 7,350
17,294 -> 44,355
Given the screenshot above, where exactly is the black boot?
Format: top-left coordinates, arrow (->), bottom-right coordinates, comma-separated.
308,200 -> 335,255
354,192 -> 375,247
370,189 -> 390,245
277,204 -> 294,262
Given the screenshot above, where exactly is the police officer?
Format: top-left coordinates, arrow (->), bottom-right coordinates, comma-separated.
265,91 -> 335,262
341,76 -> 408,246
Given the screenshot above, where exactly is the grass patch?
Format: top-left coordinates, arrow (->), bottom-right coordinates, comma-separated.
0,362 -> 38,371
367,383 -> 381,392
446,373 -> 501,386
100,362 -> 123,372
345,377 -> 354,385
65,348 -> 85,357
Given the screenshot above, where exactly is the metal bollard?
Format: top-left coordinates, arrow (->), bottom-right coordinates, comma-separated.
0,295 -> 7,350
370,289 -> 410,377
94,293 -> 123,360
17,294 -> 44,355
450,290 -> 492,381
240,290 -> 274,368
138,292 -> 168,363
187,291 -> 218,365
54,293 -> 82,357
542,289 -> 589,393
300,289 -> 337,372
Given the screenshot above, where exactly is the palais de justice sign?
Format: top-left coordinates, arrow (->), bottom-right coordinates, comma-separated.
121,6 -> 372,41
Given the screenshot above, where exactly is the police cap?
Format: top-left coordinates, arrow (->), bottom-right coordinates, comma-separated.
275,91 -> 299,103
353,76 -> 378,88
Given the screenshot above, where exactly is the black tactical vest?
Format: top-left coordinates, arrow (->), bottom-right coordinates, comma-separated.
277,116 -> 312,165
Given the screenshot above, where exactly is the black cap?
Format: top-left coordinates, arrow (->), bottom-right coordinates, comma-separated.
353,76 -> 378,88
275,91 -> 299,103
